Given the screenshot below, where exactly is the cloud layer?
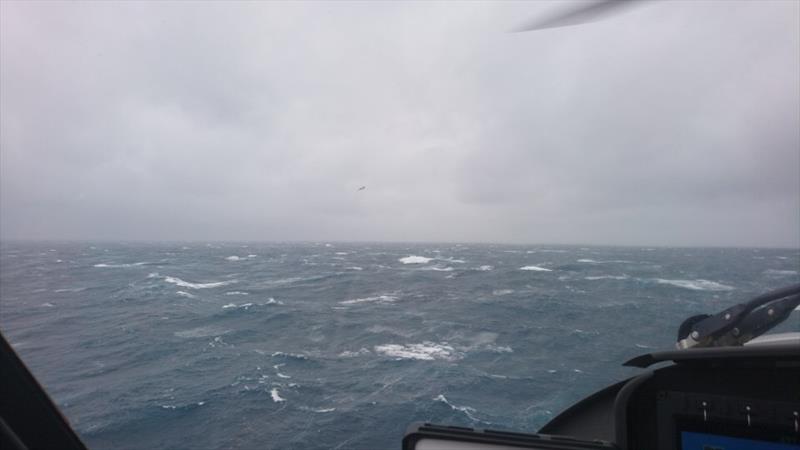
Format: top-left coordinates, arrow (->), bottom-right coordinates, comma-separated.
2,1 -> 798,246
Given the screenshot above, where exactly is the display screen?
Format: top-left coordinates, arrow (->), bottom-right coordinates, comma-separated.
681,431 -> 800,450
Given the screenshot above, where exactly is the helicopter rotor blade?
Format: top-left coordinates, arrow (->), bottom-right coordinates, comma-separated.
511,0 -> 647,33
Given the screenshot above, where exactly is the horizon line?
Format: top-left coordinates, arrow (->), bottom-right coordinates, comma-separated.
1,237 -> 798,251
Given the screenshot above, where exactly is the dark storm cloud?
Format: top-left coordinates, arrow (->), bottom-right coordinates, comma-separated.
1,1 -> 798,246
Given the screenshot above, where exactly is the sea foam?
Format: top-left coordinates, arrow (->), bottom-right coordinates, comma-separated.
585,275 -> 629,281
164,276 -> 235,289
270,388 -> 285,403
374,342 -> 460,361
340,294 -> 398,305
764,269 -> 798,276
520,265 -> 552,272
94,262 -> 148,268
399,256 -> 433,264
434,394 -> 480,422
654,279 -> 734,291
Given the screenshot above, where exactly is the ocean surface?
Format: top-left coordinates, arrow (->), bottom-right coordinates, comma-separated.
1,242 -> 798,449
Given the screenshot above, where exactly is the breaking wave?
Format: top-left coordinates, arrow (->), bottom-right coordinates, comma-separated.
434,394 -> 481,422
374,342 -> 460,361
222,303 -> 253,310
270,388 -> 285,403
94,262 -> 148,268
520,265 -> 552,272
338,348 -> 371,358
654,279 -> 734,291
340,294 -> 398,305
764,269 -> 798,276
163,275 -> 236,289
399,256 -> 433,264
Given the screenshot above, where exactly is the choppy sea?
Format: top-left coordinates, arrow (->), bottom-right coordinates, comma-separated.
1,242 -> 798,449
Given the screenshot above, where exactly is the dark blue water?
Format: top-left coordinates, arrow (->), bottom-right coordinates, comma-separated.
1,242 -> 798,449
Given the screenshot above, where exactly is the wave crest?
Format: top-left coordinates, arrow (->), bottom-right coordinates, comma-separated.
164,276 -> 236,289
374,342 -> 460,361
520,265 -> 552,272
399,256 -> 433,264
654,278 -> 734,291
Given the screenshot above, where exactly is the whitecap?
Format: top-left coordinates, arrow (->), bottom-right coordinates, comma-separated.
335,252 -> 348,255
346,266 -> 364,271
271,352 -> 308,360
374,342 -> 460,361
440,257 -> 466,264
265,298 -> 283,305
585,275 -> 629,281
477,265 -> 494,271
274,364 -> 291,379
164,276 -> 235,289
54,287 -> 86,293
520,265 -> 552,272
434,394 -> 480,422
399,255 -> 433,264
93,262 -> 148,268
485,345 -> 513,353
41,302 -> 55,308
225,256 -> 242,261
299,406 -> 336,413
224,291 -> 249,296
340,294 -> 398,305
176,291 -> 196,298
270,388 -> 286,403
222,302 -> 253,310
654,279 -> 734,291
579,259 -> 632,264
247,254 -> 257,258
764,269 -> 798,276
422,266 -> 454,272
311,407 -> 335,413
338,348 -> 371,358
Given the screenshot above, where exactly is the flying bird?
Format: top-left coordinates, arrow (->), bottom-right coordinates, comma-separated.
357,186 -> 366,191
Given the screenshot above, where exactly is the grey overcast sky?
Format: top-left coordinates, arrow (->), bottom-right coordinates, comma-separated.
1,1 -> 798,247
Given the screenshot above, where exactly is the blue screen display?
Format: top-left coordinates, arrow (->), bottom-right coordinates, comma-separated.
681,431 -> 800,450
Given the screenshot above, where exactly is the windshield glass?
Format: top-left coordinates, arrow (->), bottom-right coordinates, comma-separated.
1,2 -> 798,449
